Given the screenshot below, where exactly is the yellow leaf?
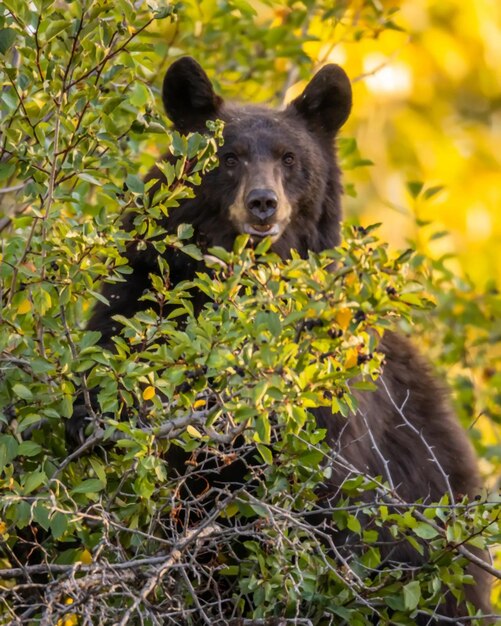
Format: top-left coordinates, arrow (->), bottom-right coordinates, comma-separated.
345,348 -> 358,370
274,58 -> 287,72
0,577 -> 15,589
220,503 -> 239,519
344,271 -> 357,287
328,358 -> 342,370
335,307 -> 352,330
193,399 -> 206,409
78,549 -> 92,565
56,602 -> 78,626
142,386 -> 155,401
187,425 -> 202,438
0,556 -> 17,592
18,298 -> 32,315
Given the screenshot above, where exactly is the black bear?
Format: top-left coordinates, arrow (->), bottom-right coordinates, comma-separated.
71,58 -> 492,623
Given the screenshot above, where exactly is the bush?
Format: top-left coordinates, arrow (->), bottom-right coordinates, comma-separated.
0,1 -> 499,624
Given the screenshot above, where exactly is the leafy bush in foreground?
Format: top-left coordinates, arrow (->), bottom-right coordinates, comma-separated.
0,1 -> 499,624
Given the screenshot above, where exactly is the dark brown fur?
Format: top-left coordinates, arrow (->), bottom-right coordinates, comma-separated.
315,332 -> 492,620
71,58 -> 492,622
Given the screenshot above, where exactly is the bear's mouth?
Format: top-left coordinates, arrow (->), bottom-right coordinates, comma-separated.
244,223 -> 280,238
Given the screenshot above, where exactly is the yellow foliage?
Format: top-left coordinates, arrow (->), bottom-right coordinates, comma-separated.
78,549 -> 92,565
344,271 -> 357,287
187,425 -> 203,438
56,599 -> 78,626
17,298 -> 32,315
142,385 -> 156,401
344,348 -> 359,370
335,307 -> 352,331
57,615 -> 78,626
333,0 -> 501,284
0,558 -> 15,590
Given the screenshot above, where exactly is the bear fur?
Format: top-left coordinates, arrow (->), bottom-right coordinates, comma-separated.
71,58 -> 492,623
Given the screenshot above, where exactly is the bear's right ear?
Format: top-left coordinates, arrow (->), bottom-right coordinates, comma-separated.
162,57 -> 223,133
288,64 -> 352,137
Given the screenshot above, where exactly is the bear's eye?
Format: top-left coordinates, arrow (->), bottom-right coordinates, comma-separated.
224,153 -> 239,167
282,152 -> 295,167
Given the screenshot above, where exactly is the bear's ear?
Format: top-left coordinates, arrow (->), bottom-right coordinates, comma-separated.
162,57 -> 223,133
288,64 -> 352,137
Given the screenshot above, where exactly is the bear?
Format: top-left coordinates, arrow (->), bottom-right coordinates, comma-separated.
68,57 -> 492,623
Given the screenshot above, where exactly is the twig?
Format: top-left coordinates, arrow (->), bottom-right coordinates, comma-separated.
115,523 -> 222,626
0,181 -> 30,194
379,377 -> 456,509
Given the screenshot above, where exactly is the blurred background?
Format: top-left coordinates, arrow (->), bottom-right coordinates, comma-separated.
333,0 -> 501,286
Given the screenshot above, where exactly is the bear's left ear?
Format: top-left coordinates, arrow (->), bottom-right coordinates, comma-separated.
288,64 -> 352,137
162,57 -> 223,133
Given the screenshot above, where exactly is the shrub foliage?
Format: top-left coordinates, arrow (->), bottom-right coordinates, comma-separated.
0,1 -> 499,624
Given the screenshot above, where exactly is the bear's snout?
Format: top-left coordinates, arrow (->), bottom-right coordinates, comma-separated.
245,188 -> 278,221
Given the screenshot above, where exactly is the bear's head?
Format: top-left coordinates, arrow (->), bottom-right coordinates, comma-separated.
161,57 -> 352,257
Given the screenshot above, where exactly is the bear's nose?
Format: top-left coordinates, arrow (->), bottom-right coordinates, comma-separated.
245,188 -> 278,220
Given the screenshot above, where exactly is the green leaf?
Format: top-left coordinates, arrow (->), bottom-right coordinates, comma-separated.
33,502 -> 50,529
413,523 -> 439,539
89,457 -> 107,483
12,383 -> 33,401
386,594 -> 405,611
423,185 -> 444,199
23,470 -> 47,494
231,0 -> 257,16
430,230 -> 449,241
171,132 -> 187,156
18,441 -> 42,457
395,248 -> 414,264
103,96 -> 126,114
130,82 -> 150,107
403,580 -> 421,611
219,565 -> 240,576
71,479 -> 106,494
346,514 -> 362,534
0,162 -> 16,181
0,28 -> 16,55
351,380 -> 377,391
177,223 -> 194,240
78,172 -> 104,185
0,436 -> 19,469
181,243 -> 203,260
254,414 -> 271,444
43,20 -> 69,42
50,512 -> 68,540
407,180 -> 424,199
125,173 -> 144,194
256,443 -> 273,465
266,312 -> 281,336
